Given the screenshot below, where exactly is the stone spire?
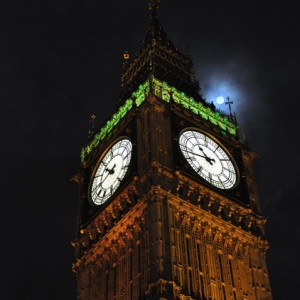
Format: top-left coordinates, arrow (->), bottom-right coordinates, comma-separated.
120,0 -> 201,102
148,0 -> 160,14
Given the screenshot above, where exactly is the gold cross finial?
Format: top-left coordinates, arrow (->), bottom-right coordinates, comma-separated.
148,0 -> 160,12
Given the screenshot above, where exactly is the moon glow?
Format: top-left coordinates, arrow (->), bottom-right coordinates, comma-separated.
216,96 -> 224,104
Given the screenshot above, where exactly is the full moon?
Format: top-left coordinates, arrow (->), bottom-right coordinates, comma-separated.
216,96 -> 224,104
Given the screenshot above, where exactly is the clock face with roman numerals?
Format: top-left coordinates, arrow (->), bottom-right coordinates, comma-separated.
90,138 -> 132,205
179,130 -> 238,189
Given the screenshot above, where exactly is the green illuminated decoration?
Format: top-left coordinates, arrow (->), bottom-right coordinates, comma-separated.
81,77 -> 237,163
152,77 -> 237,135
133,80 -> 150,107
81,99 -> 134,162
81,81 -> 150,163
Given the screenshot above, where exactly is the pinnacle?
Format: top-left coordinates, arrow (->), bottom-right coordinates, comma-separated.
148,0 -> 160,13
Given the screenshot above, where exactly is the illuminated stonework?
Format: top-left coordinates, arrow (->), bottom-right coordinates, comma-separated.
73,3 -> 272,300
73,174 -> 271,299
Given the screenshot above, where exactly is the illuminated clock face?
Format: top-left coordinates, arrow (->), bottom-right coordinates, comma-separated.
90,138 -> 132,205
179,130 -> 238,189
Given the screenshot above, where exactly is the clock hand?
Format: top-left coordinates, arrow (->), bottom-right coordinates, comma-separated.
205,157 -> 214,165
198,146 -> 215,165
105,163 -> 116,175
185,150 -> 208,159
110,164 -> 116,174
185,149 -> 215,165
198,146 -> 209,158
99,168 -> 113,191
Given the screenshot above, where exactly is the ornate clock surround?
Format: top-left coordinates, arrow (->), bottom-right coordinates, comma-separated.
79,117 -> 137,225
170,108 -> 250,205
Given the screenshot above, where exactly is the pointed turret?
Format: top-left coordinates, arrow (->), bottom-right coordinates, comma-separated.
141,0 -> 177,54
120,1 -> 202,102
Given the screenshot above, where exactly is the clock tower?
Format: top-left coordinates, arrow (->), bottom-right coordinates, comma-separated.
72,2 -> 272,299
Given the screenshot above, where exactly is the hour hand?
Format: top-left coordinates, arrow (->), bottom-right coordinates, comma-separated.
199,146 -> 208,157
105,164 -> 116,175
206,157 -> 215,165
198,146 -> 215,164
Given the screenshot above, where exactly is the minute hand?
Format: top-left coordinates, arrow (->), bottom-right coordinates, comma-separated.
185,150 -> 214,163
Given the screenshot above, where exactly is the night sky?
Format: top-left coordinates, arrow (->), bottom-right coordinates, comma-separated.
1,1 -> 299,299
